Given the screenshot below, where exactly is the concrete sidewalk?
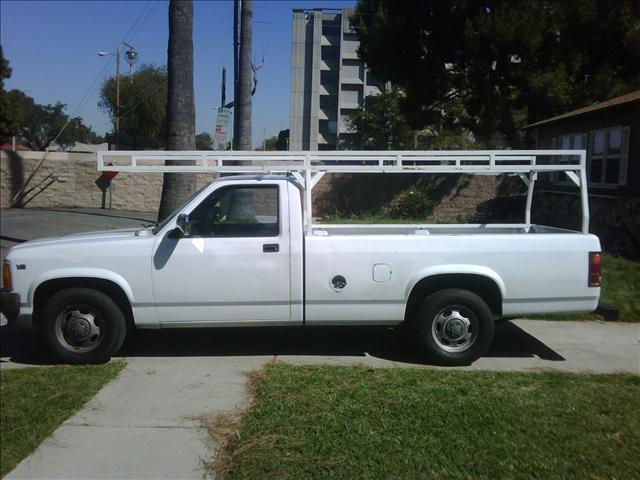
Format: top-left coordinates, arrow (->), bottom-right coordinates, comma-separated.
5,356 -> 270,480
3,320 -> 639,479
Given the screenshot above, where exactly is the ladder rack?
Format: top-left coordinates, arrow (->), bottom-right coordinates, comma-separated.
97,149 -> 589,234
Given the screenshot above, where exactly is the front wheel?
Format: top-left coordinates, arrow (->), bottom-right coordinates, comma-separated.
414,289 -> 494,366
41,288 -> 127,364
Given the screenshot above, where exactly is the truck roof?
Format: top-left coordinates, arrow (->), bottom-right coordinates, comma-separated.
215,174 -> 300,184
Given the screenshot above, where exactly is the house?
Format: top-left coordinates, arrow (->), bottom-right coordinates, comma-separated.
523,89 -> 640,257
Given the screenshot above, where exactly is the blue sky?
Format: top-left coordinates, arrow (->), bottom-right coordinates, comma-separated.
1,0 -> 355,148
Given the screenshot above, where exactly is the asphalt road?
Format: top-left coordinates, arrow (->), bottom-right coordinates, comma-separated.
1,208 -> 156,260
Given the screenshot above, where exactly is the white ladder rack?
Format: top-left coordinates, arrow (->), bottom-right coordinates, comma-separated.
97,149 -> 589,234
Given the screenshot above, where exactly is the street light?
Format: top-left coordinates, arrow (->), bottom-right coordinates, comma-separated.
98,42 -> 139,148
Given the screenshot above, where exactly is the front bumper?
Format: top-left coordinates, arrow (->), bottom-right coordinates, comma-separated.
1,292 -> 20,320
1,292 -> 32,329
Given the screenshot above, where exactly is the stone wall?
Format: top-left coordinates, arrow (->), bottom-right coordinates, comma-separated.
0,151 -> 215,212
312,172 -> 504,220
1,151 -> 503,220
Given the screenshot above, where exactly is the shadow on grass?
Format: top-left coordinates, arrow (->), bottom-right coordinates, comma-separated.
1,321 -> 564,367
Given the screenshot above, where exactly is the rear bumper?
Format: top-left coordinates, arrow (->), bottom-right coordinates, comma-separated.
595,302 -> 619,321
1,292 -> 32,329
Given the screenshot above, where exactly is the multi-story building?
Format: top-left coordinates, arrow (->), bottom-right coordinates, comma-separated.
289,7 -> 381,150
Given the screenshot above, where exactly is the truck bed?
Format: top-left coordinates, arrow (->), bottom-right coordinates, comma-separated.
304,224 -> 599,325
311,223 -> 576,236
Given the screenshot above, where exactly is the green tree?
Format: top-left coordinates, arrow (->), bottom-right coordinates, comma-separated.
1,48 -> 102,149
346,86 -> 415,149
99,64 -> 167,149
259,130 -> 289,150
0,46 -> 17,143
276,129 -> 289,150
2,89 -> 101,150
352,0 -> 640,147
0,45 -> 11,91
195,132 -> 213,150
261,135 -> 278,151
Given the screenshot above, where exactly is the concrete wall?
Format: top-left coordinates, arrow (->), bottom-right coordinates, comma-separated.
0,151 -> 215,212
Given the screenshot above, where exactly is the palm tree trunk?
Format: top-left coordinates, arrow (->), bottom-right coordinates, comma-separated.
158,0 -> 196,221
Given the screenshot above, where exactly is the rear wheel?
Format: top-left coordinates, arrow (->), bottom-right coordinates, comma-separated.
414,289 -> 494,366
41,288 -> 127,364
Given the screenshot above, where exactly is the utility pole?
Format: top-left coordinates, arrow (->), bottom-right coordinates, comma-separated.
221,67 -> 226,106
232,0 -> 240,148
115,48 -> 121,146
235,0 -> 253,150
98,42 -> 138,149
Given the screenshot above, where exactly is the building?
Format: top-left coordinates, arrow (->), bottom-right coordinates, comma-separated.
289,8 -> 381,150
523,89 -> 639,257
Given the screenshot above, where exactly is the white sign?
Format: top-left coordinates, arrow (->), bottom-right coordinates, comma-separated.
214,107 -> 232,149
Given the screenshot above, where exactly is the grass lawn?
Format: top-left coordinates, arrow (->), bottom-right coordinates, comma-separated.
222,364 -> 640,480
0,362 -> 124,477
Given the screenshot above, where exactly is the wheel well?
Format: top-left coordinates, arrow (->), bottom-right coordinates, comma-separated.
33,278 -> 135,330
405,274 -> 503,322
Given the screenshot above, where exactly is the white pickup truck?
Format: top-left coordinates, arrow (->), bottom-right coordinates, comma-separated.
1,150 -> 602,365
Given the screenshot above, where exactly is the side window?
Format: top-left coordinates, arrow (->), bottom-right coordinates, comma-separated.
188,185 -> 279,237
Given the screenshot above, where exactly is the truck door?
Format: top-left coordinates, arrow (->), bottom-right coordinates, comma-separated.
151,181 -> 295,325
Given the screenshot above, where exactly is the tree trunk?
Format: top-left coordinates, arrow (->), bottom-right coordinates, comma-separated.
235,0 -> 252,150
158,0 -> 196,221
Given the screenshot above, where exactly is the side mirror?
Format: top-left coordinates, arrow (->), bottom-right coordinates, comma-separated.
175,213 -> 191,237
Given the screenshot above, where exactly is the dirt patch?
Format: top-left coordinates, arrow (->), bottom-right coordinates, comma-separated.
193,362 -> 271,478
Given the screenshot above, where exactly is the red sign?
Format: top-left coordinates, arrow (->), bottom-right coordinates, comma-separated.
95,162 -> 118,191
98,162 -> 119,182
102,170 -> 119,181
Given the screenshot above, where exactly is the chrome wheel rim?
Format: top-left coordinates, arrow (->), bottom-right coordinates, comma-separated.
54,305 -> 104,353
431,305 -> 478,353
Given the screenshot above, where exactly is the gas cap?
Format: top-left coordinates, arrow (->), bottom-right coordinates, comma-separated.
372,263 -> 392,282
330,275 -> 347,291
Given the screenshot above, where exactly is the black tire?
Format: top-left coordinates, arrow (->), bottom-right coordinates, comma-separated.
41,288 -> 127,364
414,289 -> 494,366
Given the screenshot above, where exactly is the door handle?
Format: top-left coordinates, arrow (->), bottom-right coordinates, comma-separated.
263,243 -> 279,253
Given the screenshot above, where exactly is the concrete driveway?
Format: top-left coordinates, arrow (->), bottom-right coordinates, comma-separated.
1,208 -> 639,478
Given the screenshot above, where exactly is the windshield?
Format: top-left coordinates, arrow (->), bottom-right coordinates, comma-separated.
151,183 -> 210,235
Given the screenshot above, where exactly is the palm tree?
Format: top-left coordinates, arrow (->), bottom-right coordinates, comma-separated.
158,0 -> 196,221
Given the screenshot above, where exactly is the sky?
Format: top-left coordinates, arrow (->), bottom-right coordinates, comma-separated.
1,0 -> 355,148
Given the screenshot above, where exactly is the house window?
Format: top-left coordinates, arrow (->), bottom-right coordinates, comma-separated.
588,127 -> 629,187
551,127 -> 630,188
551,133 -> 586,184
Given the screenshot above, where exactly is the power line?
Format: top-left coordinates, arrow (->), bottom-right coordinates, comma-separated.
196,24 -> 234,60
122,0 -> 155,43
